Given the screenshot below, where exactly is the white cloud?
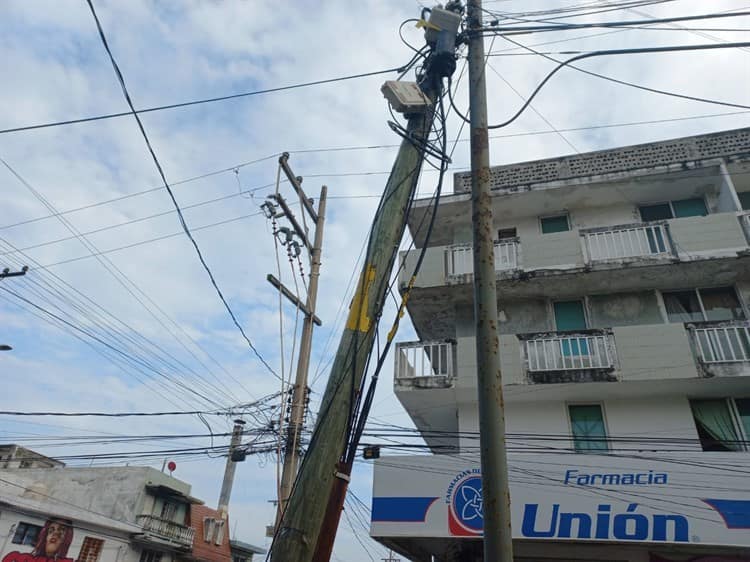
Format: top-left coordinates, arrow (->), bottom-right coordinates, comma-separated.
1,0 -> 750,558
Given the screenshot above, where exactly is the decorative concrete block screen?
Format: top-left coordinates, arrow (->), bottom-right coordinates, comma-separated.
453,128 -> 750,193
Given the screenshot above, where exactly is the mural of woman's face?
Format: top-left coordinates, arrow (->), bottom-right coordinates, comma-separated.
44,523 -> 67,557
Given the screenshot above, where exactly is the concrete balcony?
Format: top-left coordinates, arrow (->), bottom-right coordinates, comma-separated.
520,330 -> 617,384
393,322 -> 750,416
401,212 -> 750,340
135,514 -> 194,550
394,340 -> 456,389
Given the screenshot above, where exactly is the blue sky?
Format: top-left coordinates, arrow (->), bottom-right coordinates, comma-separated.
1,0 -> 749,559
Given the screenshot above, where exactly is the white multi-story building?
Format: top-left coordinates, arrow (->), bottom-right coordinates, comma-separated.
370,127 -> 750,561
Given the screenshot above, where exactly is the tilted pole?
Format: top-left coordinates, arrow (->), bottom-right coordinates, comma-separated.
270,77 -> 443,562
218,419 -> 246,516
467,0 -> 514,560
277,184 -> 328,522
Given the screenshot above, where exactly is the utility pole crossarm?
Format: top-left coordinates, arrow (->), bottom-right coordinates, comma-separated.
269,194 -> 314,254
280,153 -> 318,224
266,274 -> 322,326
0,267 -> 28,279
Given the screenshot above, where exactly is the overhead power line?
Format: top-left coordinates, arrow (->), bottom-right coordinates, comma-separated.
86,0 -> 278,380
450,41 -> 750,130
481,9 -> 750,34
0,68 -> 405,137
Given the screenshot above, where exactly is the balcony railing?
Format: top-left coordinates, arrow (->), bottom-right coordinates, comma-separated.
690,322 -> 750,363
582,223 -> 671,262
524,332 -> 614,372
445,239 -> 518,277
395,341 -> 454,379
136,514 -> 194,548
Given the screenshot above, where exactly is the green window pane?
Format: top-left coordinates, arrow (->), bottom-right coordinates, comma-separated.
739,192 -> 750,211
672,197 -> 708,218
690,399 -> 742,451
554,301 -> 587,331
569,405 -> 608,452
639,203 -> 672,222
540,214 -> 569,234
736,399 -> 750,441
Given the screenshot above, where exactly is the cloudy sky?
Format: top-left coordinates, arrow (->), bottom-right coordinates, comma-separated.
1,0 -> 749,559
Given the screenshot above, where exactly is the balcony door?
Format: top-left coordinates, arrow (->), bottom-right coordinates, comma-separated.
554,300 -> 588,356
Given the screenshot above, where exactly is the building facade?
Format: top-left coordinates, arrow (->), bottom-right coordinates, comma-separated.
370,128 -> 750,561
0,466 -> 199,562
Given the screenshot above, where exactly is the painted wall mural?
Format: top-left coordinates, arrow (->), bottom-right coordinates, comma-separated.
3,519 -> 74,562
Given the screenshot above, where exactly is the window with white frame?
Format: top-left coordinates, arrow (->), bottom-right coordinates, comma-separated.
662,287 -> 745,323
690,398 -> 750,451
213,520 -> 225,545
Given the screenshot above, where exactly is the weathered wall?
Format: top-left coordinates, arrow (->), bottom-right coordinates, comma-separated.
588,292 -> 662,328
522,230 -> 584,270
498,299 -> 549,334
669,212 -> 747,256
613,324 -> 699,381
604,396 -> 700,450
399,247 -> 445,289
0,468 -> 190,525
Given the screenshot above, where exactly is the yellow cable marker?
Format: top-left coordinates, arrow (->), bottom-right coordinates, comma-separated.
346,265 -> 376,333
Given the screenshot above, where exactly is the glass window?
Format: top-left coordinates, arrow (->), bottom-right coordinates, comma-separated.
700,287 -> 745,321
690,399 -> 742,451
736,399 -> 750,441
662,290 -> 703,323
554,301 -> 587,331
639,203 -> 673,222
672,197 -> 708,218
738,192 -> 750,211
569,405 -> 608,452
12,522 -> 42,546
160,501 -> 176,520
540,214 -> 569,234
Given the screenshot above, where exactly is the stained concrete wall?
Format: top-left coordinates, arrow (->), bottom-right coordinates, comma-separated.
400,247 -> 445,288
0,468 -> 191,526
588,292 -> 662,328
612,324 -> 699,381
456,393 -> 700,452
522,230 -> 584,270
668,212 -> 747,256
498,299 -> 549,334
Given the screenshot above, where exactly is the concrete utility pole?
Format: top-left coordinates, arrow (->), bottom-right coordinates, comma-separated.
270,77 -> 445,562
277,169 -> 328,522
466,0 -> 514,560
218,419 -> 246,516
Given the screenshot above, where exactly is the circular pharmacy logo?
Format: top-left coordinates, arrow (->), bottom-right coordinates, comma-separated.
450,475 -> 484,533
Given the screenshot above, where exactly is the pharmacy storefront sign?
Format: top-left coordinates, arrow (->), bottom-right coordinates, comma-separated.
370,453 -> 750,547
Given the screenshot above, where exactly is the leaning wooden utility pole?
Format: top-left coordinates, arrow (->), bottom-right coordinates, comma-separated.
466,0 -> 514,560
276,154 -> 328,522
270,6 -> 462,560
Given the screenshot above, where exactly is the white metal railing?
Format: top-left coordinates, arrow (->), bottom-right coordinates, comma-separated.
445,239 -> 518,276
692,323 -> 750,363
525,333 -> 614,372
137,514 -> 194,547
395,341 -> 454,379
583,223 -> 671,262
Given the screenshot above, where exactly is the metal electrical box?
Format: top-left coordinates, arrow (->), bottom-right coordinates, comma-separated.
381,81 -> 432,114
424,7 -> 462,44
